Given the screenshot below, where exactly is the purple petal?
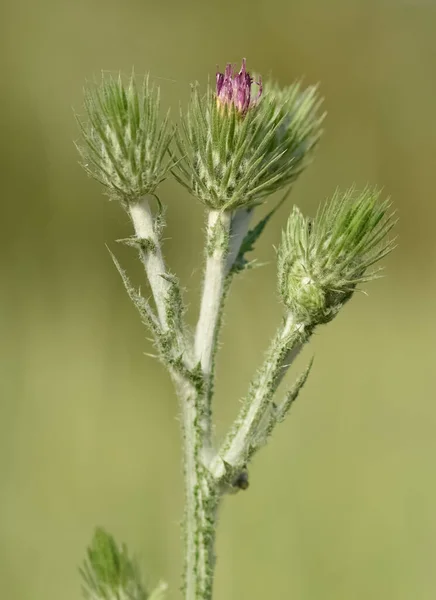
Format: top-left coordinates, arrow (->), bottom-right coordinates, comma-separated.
216,72 -> 224,96
215,58 -> 261,116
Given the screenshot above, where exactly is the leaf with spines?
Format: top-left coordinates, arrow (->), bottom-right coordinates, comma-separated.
108,248 -> 161,340
232,187 -> 291,273
109,249 -> 191,376
160,272 -> 185,335
80,528 -> 149,600
275,358 -> 314,423
117,236 -> 157,254
248,359 -> 314,460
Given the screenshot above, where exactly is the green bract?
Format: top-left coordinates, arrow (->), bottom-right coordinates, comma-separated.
254,81 -> 324,197
174,81 -> 324,211
278,187 -> 396,324
80,528 -> 148,600
77,74 -> 173,205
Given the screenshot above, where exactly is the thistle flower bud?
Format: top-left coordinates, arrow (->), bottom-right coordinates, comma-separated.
277,187 -> 396,324
76,74 -> 172,205
174,60 -> 324,211
216,58 -> 262,116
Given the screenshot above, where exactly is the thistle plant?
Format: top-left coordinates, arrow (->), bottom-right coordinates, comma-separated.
75,60 -> 395,600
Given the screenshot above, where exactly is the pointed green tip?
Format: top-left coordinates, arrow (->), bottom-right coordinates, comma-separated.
76,73 -> 173,205
80,527 -> 148,600
278,185 -> 396,324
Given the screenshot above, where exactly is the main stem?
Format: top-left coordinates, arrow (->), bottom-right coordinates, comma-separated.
176,372 -> 219,600
129,198 -> 222,599
194,210 -> 231,442
183,208 -> 253,600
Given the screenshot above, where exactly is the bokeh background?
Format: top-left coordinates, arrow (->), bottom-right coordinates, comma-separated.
1,0 -> 435,598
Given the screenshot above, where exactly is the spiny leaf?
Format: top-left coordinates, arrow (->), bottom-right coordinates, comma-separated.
232,187 -> 291,273
248,358 -> 314,461
117,236 -> 157,253
80,527 -> 148,600
275,357 -> 314,422
107,247 -> 160,338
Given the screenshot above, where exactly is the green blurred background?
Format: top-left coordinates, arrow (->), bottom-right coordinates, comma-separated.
1,0 -> 435,598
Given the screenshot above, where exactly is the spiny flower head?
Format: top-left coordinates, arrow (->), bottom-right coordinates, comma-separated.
174,60 -> 323,210
278,186 -> 396,324
216,58 -> 262,116
76,73 -> 173,206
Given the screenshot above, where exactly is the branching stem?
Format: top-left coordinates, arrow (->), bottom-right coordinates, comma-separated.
194,210 -> 231,439
195,211 -> 231,371
129,196 -> 172,329
172,373 -> 218,600
181,207 -> 253,599
127,200 -> 312,600
211,313 -> 310,480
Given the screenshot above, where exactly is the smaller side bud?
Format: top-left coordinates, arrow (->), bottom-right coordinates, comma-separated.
76,73 -> 173,206
278,187 -> 396,325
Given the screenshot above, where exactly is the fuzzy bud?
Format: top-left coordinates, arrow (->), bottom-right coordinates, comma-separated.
277,187 -> 396,324
174,60 -> 324,211
76,74 -> 173,205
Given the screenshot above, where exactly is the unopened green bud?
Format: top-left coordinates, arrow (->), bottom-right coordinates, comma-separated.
278,187 -> 396,324
76,74 -> 172,205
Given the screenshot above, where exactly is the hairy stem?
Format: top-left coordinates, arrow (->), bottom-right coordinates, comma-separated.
129,199 -> 224,599
211,313 -> 310,480
180,208 -> 253,598
173,373 -> 219,600
194,210 -> 231,440
129,196 -> 171,329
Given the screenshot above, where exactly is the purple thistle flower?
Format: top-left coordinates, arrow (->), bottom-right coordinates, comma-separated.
216,58 -> 262,116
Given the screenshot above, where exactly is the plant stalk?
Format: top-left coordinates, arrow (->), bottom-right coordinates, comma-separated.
180,207 -> 255,599
194,210 -> 231,441
211,313 -> 309,479
129,196 -> 171,329
174,372 -> 219,600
